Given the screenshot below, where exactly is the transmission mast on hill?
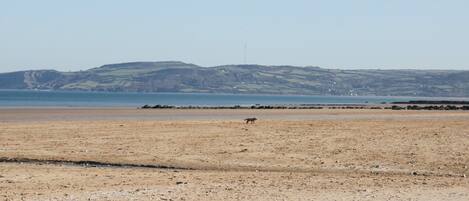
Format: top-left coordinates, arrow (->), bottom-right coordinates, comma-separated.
243,43 -> 247,64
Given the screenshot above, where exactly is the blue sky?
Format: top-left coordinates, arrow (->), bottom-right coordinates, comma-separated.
1,0 -> 469,72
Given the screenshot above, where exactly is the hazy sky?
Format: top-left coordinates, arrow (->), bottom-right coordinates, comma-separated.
1,0 -> 469,72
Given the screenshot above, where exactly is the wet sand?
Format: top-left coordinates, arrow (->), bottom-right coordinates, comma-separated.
0,109 -> 468,200
2,108 -> 469,122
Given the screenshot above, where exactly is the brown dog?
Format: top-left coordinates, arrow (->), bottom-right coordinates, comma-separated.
244,117 -> 257,124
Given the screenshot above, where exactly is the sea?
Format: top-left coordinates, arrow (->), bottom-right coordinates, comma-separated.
0,90 -> 465,107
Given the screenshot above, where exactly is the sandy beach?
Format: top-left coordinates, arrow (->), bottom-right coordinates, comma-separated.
1,108 -> 468,200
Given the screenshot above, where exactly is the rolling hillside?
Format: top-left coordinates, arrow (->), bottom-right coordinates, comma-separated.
1,61 -> 469,97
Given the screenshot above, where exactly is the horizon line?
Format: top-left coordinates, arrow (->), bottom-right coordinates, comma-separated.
1,60 -> 467,73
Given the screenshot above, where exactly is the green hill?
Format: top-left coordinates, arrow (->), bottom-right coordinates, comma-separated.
1,61 -> 469,97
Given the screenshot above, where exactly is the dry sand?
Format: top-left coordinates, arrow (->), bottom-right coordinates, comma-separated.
0,109 -> 468,200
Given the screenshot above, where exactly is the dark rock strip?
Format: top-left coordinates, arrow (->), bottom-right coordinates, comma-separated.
0,157 -> 465,178
388,105 -> 469,110
140,104 -> 326,109
0,157 -> 192,170
140,104 -> 469,111
392,100 -> 469,105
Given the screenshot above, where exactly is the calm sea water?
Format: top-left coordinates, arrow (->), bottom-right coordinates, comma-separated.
0,90 -> 461,107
